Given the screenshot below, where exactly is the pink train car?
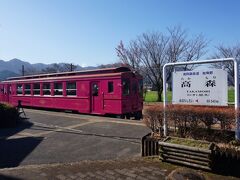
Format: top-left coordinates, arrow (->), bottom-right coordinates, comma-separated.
0,67 -> 143,119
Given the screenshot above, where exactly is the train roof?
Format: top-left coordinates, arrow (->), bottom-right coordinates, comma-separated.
6,66 -> 132,81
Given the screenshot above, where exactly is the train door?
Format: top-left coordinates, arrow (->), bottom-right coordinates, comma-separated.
91,81 -> 102,113
131,80 -> 138,110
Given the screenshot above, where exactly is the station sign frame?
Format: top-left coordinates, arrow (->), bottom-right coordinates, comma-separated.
162,58 -> 240,140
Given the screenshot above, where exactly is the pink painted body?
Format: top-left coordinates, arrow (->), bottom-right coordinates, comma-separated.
0,67 -> 143,119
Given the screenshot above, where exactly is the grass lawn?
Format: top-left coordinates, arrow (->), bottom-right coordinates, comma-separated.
144,91 -> 172,102
145,89 -> 235,103
166,137 -> 210,149
228,88 -> 234,103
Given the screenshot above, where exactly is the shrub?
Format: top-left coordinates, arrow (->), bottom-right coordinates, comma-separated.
143,105 -> 164,137
143,104 -> 236,141
0,103 -> 19,128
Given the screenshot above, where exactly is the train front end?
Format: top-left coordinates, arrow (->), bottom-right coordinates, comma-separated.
121,71 -> 143,120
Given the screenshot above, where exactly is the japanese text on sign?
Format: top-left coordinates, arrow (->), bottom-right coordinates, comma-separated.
172,69 -> 228,106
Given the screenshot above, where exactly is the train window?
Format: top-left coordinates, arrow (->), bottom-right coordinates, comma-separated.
17,84 -> 23,95
24,84 -> 31,95
3,86 -> 7,94
9,85 -> 12,94
54,82 -> 63,96
66,82 -> 76,96
43,83 -> 51,95
92,83 -> 99,96
132,82 -> 137,94
139,79 -> 143,97
108,81 -> 114,93
33,83 -> 40,95
122,79 -> 130,95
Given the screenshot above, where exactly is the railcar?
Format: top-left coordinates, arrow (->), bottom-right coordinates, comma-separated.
0,67 -> 143,119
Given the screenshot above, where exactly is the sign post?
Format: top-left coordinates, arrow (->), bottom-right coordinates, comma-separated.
162,58 -> 240,141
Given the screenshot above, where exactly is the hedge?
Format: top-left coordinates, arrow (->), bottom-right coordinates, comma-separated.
143,104 -> 236,142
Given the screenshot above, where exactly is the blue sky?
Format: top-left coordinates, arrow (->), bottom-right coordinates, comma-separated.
0,0 -> 239,66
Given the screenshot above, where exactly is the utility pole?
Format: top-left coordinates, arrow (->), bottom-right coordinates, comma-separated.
70,63 -> 73,71
22,65 -> 25,76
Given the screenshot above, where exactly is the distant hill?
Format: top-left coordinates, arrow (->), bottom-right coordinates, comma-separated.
0,70 -> 19,81
0,58 -> 98,81
0,58 -> 94,74
0,58 -> 33,74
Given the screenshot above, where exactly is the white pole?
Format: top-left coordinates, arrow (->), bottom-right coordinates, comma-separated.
163,65 -> 167,136
234,60 -> 240,140
162,58 -> 239,140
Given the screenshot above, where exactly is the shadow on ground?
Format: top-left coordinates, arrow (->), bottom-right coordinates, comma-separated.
0,137 -> 43,168
0,118 -> 43,168
0,118 -> 32,138
0,174 -> 23,180
212,158 -> 240,178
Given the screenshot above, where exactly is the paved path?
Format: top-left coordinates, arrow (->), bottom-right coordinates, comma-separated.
0,157 -> 238,180
0,158 -> 170,180
0,109 -> 149,168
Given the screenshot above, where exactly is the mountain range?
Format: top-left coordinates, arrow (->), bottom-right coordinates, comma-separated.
0,58 -> 96,80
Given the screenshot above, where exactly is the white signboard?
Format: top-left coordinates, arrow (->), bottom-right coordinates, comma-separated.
172,69 -> 228,106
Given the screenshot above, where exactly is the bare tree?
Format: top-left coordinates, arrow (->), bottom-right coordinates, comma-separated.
116,26 -> 208,101
212,44 -> 240,86
165,26 -> 208,80
116,41 -> 142,71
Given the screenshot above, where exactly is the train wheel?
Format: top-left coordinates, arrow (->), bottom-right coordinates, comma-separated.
134,111 -> 142,120
116,115 -> 125,119
125,114 -> 130,119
